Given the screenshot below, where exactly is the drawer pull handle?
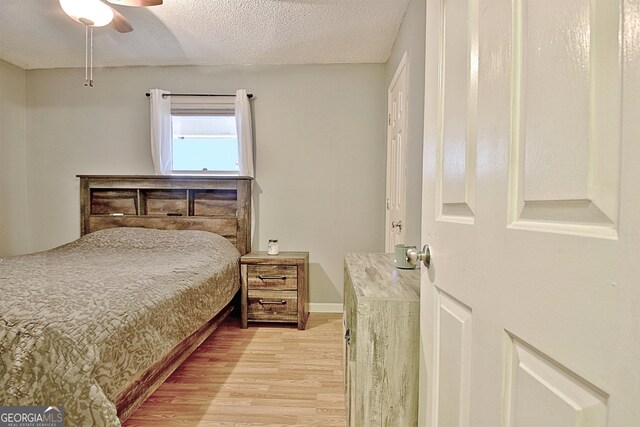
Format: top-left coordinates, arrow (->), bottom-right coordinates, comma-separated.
258,275 -> 287,280
259,299 -> 287,305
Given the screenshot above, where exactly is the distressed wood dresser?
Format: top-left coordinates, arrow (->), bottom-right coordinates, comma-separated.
343,253 -> 420,426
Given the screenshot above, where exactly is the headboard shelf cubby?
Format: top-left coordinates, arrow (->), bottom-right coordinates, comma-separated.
78,175 -> 252,255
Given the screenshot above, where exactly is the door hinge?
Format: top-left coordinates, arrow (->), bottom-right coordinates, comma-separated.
388,114 -> 391,125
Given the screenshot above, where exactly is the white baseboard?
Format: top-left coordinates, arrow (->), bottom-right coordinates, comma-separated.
309,303 -> 343,313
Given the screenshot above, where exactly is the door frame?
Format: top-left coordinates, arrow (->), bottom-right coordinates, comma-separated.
385,51 -> 410,252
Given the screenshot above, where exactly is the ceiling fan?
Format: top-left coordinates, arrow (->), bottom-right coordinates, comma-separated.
58,0 -> 163,86
59,0 -> 163,33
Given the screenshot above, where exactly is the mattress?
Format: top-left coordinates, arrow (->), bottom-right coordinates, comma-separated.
0,227 -> 240,426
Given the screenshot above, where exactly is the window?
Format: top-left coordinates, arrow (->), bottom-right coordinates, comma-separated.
171,115 -> 239,173
170,96 -> 239,174
149,89 -> 253,177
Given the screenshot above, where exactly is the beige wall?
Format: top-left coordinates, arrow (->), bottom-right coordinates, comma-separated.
0,59 -> 29,257
25,64 -> 386,304
386,0 -> 426,248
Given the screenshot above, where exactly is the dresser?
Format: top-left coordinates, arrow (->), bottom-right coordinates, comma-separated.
240,251 -> 309,330
343,253 -> 420,426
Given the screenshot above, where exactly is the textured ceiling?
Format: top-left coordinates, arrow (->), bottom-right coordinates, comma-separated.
0,0 -> 410,70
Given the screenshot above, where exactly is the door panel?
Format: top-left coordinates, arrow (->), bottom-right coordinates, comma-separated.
437,0 -> 478,223
509,0 -> 621,239
503,334 -> 609,427
433,289 -> 472,427
420,0 -> 640,425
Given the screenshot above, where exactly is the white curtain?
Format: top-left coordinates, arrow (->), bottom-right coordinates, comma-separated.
235,89 -> 255,178
235,89 -> 256,248
149,88 -> 172,175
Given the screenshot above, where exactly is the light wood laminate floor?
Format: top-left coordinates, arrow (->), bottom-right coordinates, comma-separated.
124,313 -> 346,427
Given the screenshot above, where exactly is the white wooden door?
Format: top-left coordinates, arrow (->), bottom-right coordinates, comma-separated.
419,0 -> 640,426
386,52 -> 409,252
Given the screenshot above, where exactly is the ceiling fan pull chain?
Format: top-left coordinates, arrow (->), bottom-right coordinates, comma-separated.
84,26 -> 89,87
89,27 -> 94,87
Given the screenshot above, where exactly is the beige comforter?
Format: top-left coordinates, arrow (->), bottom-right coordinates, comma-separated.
0,227 -> 240,426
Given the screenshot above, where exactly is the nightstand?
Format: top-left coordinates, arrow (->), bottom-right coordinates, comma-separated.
240,251 -> 309,330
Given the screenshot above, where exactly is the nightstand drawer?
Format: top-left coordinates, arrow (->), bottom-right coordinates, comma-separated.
247,290 -> 297,322
247,265 -> 297,290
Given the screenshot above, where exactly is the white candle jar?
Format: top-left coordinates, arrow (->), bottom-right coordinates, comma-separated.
267,239 -> 279,255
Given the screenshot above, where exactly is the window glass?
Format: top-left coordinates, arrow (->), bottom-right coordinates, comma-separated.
171,115 -> 239,172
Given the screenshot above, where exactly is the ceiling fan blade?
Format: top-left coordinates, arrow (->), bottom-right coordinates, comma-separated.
110,8 -> 133,33
106,0 -> 162,6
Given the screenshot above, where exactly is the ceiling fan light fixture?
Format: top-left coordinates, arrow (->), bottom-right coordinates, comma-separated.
59,0 -> 114,27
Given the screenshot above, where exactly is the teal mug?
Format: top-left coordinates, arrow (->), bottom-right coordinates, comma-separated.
395,244 -> 417,269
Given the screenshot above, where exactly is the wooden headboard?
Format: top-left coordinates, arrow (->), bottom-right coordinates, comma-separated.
78,175 -> 252,255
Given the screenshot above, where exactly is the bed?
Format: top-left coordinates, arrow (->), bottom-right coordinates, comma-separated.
0,175 -> 252,426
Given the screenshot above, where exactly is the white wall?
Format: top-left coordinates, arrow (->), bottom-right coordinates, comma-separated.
0,59 -> 29,257
25,64 -> 386,304
386,0 -> 426,248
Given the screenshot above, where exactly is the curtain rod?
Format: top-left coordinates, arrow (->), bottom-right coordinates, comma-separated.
145,92 -> 253,99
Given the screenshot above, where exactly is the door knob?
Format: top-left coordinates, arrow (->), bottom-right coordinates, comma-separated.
406,245 -> 431,269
